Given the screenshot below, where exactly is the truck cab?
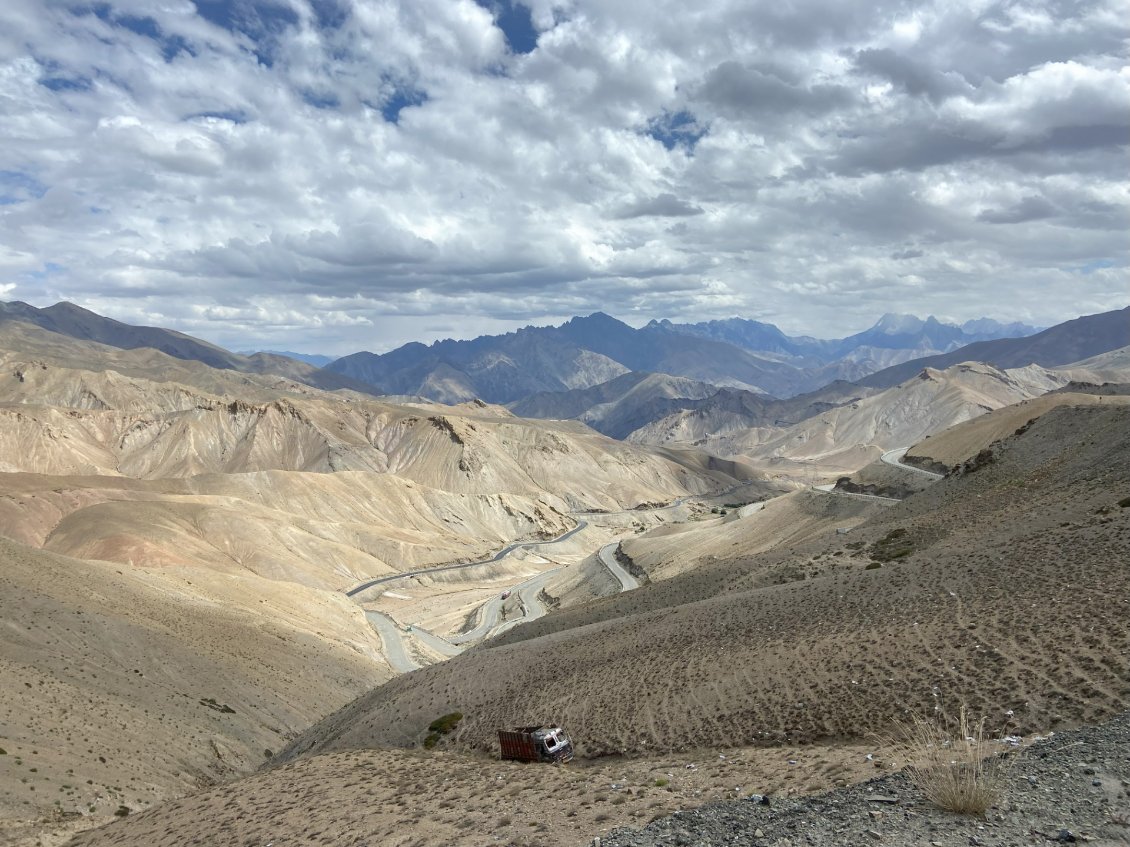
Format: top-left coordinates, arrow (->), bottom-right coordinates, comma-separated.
498,724 -> 574,763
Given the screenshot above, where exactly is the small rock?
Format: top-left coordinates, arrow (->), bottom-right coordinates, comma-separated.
1092,779 -> 1102,786
869,810 -> 883,821
754,828 -> 765,838
866,829 -> 882,841
868,795 -> 899,804
591,839 -> 600,847
1055,830 -> 1077,843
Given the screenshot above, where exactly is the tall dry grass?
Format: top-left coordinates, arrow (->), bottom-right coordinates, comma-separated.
888,705 -> 1010,816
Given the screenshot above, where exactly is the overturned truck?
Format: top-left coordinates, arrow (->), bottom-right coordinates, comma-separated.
498,725 -> 574,764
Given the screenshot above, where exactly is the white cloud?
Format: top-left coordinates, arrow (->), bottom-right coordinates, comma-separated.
0,0 -> 1125,353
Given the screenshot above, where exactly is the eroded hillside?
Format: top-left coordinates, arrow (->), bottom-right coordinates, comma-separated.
280,403 -> 1130,763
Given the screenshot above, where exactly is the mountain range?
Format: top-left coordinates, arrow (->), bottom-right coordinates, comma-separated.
325,311 -> 1047,402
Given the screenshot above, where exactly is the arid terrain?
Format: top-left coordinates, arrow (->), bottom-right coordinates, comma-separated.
48,398 -> 1130,847
1,307 -> 1129,847
0,320 -> 750,845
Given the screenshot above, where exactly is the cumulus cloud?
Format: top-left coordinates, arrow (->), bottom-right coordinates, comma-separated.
0,0 -> 1125,353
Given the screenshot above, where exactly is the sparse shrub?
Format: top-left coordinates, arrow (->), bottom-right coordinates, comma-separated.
865,562 -> 882,570
428,712 -> 463,734
888,705 -> 1009,816
114,805 -> 130,817
1118,497 -> 1130,508
424,711 -> 463,749
653,778 -> 668,787
0,748 -> 6,755
870,528 -> 915,562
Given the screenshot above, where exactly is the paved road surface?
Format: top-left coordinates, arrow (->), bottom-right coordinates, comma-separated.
597,542 -> 639,591
881,446 -> 944,479
449,566 -> 562,644
345,519 -> 588,597
365,610 -> 419,673
411,625 -> 464,658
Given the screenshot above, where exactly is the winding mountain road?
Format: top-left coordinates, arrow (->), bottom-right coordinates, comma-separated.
353,477 -> 766,667
344,519 -> 589,597
597,542 -> 639,591
881,447 -> 944,480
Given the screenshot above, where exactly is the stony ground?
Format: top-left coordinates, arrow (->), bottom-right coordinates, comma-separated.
601,710 -> 1130,847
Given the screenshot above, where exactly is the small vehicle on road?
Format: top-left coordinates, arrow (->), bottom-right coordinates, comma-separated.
498,725 -> 573,763
500,590 -> 511,599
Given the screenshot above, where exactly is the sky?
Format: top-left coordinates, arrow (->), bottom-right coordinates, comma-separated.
1,0 -> 1127,355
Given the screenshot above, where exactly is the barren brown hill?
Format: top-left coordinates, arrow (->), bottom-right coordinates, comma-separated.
0,322 -> 758,846
632,361 -> 1068,476
279,403 -> 1130,764
0,536 -> 390,845
616,489 -> 889,583
0,300 -> 373,395
905,391 -> 1130,471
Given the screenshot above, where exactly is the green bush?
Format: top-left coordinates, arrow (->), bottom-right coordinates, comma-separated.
428,712 -> 463,734
424,711 -> 463,750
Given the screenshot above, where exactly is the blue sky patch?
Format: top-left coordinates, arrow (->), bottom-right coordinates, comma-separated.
191,0 -> 300,66
382,87 -> 428,124
185,110 -> 250,124
0,171 -> 47,206
302,90 -> 341,110
645,110 -> 708,152
475,1 -> 538,54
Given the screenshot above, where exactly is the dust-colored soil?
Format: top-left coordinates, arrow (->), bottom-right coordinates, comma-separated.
906,391 -> 1130,470
280,405 -> 1130,765
620,489 -> 887,582
64,740 -> 888,847
0,326 -> 749,846
0,537 -> 390,845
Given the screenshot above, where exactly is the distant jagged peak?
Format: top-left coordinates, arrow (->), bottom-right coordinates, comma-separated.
561,311 -> 633,331
872,312 -> 929,334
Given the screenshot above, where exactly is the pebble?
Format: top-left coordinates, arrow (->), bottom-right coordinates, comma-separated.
596,713 -> 1130,847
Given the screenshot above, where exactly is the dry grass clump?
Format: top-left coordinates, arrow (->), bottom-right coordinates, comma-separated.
889,705 -> 1010,816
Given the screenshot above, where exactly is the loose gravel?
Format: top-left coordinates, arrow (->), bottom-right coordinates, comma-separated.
597,711 -> 1130,847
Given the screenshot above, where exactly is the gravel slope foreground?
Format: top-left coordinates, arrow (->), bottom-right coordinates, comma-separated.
603,710 -> 1130,847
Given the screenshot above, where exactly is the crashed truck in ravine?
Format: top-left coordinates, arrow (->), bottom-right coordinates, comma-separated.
497,725 -> 574,763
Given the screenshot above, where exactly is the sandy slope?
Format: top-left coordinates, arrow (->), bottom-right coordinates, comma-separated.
280,404 -> 1130,765
632,361 -> 1068,475
0,537 -> 390,843
905,391 -> 1130,470
619,489 -> 888,582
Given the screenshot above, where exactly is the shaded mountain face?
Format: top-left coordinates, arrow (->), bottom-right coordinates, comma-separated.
327,310 -> 1051,407
0,300 -> 375,396
328,313 -> 811,402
